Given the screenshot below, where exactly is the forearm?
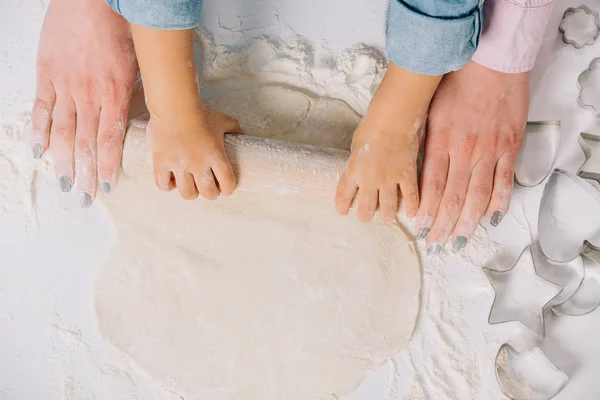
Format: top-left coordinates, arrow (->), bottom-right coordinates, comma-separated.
386,0 -> 482,75
131,25 -> 201,119
366,62 -> 441,131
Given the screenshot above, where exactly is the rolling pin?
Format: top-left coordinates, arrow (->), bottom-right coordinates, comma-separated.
122,118 -> 351,201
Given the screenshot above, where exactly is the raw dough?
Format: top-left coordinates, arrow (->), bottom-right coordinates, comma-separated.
204,85 -> 360,149
94,85 -> 420,400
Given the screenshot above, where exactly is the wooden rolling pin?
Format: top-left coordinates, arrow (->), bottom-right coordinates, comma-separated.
122,118 -> 351,201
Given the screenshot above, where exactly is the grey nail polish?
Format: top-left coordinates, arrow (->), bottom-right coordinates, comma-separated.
100,181 -> 112,195
427,243 -> 442,257
491,211 -> 503,227
80,192 -> 93,209
32,143 -> 43,160
59,176 -> 72,193
416,227 -> 430,241
453,236 -> 468,252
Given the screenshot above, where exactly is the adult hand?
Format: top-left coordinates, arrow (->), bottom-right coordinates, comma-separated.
417,61 -> 529,255
32,0 -> 138,207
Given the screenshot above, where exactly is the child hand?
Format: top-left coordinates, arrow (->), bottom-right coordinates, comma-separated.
148,106 -> 243,200
336,62 -> 440,223
335,115 -> 420,222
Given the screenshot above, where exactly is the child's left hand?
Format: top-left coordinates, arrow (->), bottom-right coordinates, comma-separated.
335,115 -> 420,222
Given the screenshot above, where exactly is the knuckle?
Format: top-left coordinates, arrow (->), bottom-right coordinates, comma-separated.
424,179 -> 445,197
444,193 -> 463,210
472,185 -> 491,202
98,128 -> 125,149
33,96 -> 53,114
52,127 -> 74,142
461,132 -> 478,156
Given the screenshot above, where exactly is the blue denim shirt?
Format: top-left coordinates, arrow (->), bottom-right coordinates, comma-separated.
106,0 -> 482,76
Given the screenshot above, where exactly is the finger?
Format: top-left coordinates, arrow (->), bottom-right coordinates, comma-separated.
73,103 -> 100,209
379,183 -> 399,222
357,187 -> 378,222
154,169 -> 175,192
194,168 -> 220,200
335,172 -> 358,215
426,159 -> 471,255
175,171 -> 199,200
486,151 -> 517,227
31,76 -> 56,159
222,114 -> 244,134
451,162 -> 494,252
210,159 -> 236,196
415,150 -> 449,240
48,95 -> 76,193
399,166 -> 419,218
96,104 -> 128,195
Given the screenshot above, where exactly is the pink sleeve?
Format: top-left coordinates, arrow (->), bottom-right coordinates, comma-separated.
472,0 -> 556,73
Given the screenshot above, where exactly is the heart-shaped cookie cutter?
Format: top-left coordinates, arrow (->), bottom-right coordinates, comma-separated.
539,169 -> 600,263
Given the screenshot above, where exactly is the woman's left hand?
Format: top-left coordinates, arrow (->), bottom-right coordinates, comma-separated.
417,61 -> 529,255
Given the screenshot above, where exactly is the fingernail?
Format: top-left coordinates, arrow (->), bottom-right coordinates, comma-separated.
453,236 -> 468,252
59,176 -> 72,193
32,143 -> 43,159
491,211 -> 503,227
80,192 -> 93,209
427,243 -> 442,257
100,181 -> 112,195
416,227 -> 430,241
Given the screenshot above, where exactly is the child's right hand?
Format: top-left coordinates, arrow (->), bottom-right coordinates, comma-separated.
148,106 -> 243,200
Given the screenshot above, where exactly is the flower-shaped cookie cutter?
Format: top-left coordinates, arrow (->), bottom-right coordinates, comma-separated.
495,343 -> 569,400
578,58 -> 600,118
560,5 -> 600,49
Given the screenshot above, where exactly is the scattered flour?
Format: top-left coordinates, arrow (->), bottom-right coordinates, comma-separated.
0,113 -> 36,218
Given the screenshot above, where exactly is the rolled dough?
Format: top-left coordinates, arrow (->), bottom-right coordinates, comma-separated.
94,85 -> 421,400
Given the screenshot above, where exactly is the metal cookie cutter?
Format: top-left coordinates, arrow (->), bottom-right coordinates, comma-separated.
578,58 -> 600,118
553,241 -> 600,316
483,246 -> 562,338
531,240 -> 584,308
560,5 -> 600,49
495,343 -> 569,400
578,132 -> 600,184
515,121 -> 561,187
539,169 -> 600,263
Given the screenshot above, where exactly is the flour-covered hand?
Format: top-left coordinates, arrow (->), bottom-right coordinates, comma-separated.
336,117 -> 420,222
336,62 -> 440,222
418,61 -> 528,254
33,0 -> 138,207
149,107 -> 243,200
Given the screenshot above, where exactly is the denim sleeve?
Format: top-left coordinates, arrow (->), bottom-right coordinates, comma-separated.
386,0 -> 483,75
105,0 -> 203,29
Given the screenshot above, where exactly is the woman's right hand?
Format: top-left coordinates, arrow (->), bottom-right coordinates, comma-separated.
32,0 -> 138,207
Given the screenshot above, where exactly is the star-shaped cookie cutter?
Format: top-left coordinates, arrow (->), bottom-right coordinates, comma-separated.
578,58 -> 600,118
578,132 -> 600,183
552,240 -> 600,317
560,5 -> 600,49
494,343 -> 569,400
483,246 -> 562,338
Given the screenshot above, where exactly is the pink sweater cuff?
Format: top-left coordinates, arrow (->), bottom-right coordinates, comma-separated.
472,0 -> 556,73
